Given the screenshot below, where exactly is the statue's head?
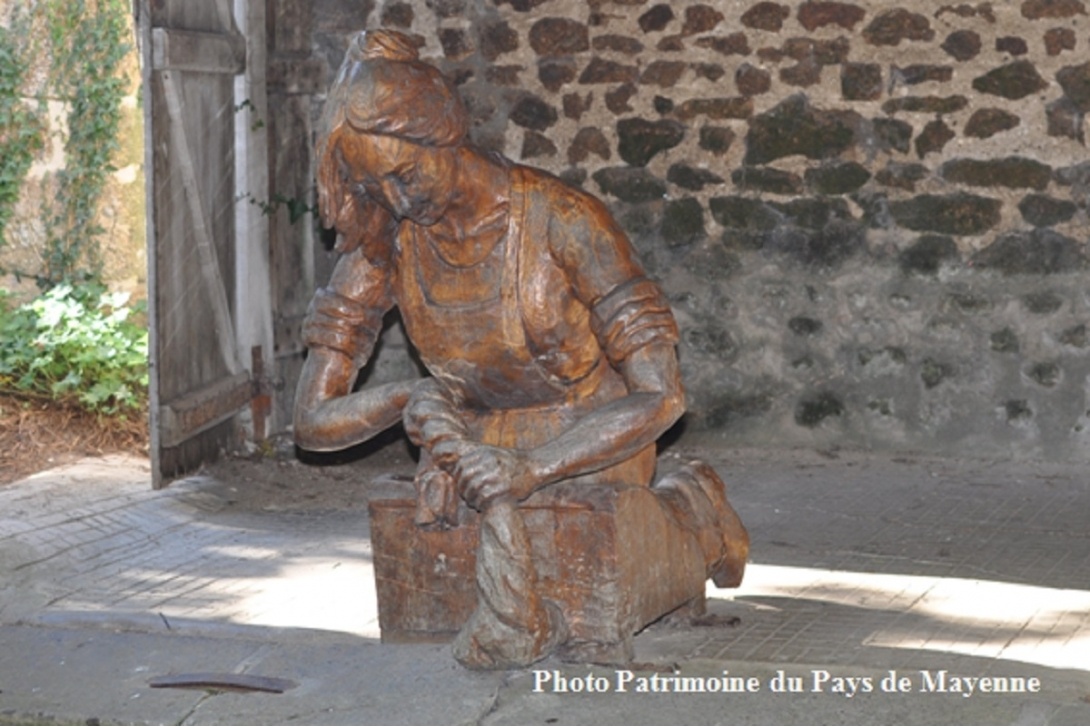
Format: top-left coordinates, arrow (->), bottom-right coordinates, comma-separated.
322,30 -> 470,147
317,30 -> 470,239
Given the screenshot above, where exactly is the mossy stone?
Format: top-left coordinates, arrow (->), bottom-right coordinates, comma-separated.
1056,62 -> 1090,112
805,162 -> 871,195
744,95 -> 857,165
721,229 -> 772,251
1047,97 -> 1085,143
741,2 -> 790,30
592,167 -> 667,203
841,63 -> 883,100
940,157 -> 1052,190
863,9 -> 934,45
972,229 -> 1086,275
616,118 -> 686,166
521,131 -> 558,159
683,241 -> 742,279
771,197 -> 852,230
964,108 -> 1021,138
788,316 -> 823,335
479,20 -> 519,60
704,391 -> 774,428
990,328 -> 1020,353
528,17 -> 590,56
1005,400 -> 1033,421
736,63 -> 772,96
509,96 -> 558,131
698,125 -> 737,155
683,324 -> 738,359
795,392 -> 844,427
873,118 -> 913,154
892,64 -> 954,85
732,166 -> 803,195
869,399 -> 893,416
1028,361 -> 1061,387
638,4 -> 674,32
579,57 -> 639,85
1021,0 -> 1087,19
1018,194 -> 1077,227
915,119 -> 956,158
972,60 -> 1048,100
559,168 -> 587,188
770,221 -> 865,269
538,58 -> 577,92
709,196 -> 780,230
661,197 -> 706,247
1021,291 -> 1064,314
920,358 -> 954,388
877,163 -> 929,192
899,235 -> 958,275
798,1 -> 867,31
858,346 -> 908,368
889,193 -> 1002,235
1060,324 -> 1089,348
667,163 -> 725,190
942,29 -> 981,60
882,96 -> 969,114
948,292 -> 990,313
675,97 -> 753,121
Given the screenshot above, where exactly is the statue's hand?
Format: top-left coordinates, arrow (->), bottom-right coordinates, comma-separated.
414,463 -> 460,527
455,445 -> 538,511
403,378 -> 468,469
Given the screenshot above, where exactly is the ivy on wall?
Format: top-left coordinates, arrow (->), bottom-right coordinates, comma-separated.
0,0 -> 130,288
0,7 -> 43,248
42,0 -> 130,285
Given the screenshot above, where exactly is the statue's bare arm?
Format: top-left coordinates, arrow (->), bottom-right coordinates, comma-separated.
293,346 -> 417,452
291,206 -> 420,453
527,341 -> 684,479
407,341 -> 684,509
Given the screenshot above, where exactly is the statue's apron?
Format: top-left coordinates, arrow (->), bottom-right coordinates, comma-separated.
395,167 -> 655,488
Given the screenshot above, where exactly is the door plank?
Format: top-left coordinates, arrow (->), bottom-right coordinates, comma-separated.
152,28 -> 244,74
161,70 -> 243,376
159,371 -> 254,447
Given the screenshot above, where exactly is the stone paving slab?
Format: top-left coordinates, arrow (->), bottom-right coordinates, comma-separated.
0,455 -> 385,637
482,660 -> 1090,726
0,447 -> 1089,724
0,621 -> 503,726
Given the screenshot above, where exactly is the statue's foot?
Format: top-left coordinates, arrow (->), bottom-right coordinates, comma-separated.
669,461 -> 750,588
452,599 -> 567,670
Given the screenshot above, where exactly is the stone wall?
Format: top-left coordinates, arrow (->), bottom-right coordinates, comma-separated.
0,1 -> 145,302
310,0 -> 1090,461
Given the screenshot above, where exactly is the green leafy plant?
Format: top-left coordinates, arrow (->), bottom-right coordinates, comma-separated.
0,283 -> 148,415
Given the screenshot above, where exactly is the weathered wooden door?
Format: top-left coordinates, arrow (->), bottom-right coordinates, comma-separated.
139,0 -> 273,487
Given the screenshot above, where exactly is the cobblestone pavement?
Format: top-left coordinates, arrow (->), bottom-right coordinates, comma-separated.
0,453 -> 406,637
1,445 -> 1089,724
637,447 -> 1090,674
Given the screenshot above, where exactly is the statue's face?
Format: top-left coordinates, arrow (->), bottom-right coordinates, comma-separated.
342,132 -> 457,226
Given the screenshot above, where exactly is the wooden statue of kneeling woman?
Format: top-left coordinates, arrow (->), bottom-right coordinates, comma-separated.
294,29 -> 749,669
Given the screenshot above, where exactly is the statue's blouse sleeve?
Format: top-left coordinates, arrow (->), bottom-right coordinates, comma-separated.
301,243 -> 395,368
545,183 -> 680,367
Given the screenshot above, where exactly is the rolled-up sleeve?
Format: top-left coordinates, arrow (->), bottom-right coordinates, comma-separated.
302,244 -> 394,368
542,181 -> 679,366
590,277 -> 680,367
